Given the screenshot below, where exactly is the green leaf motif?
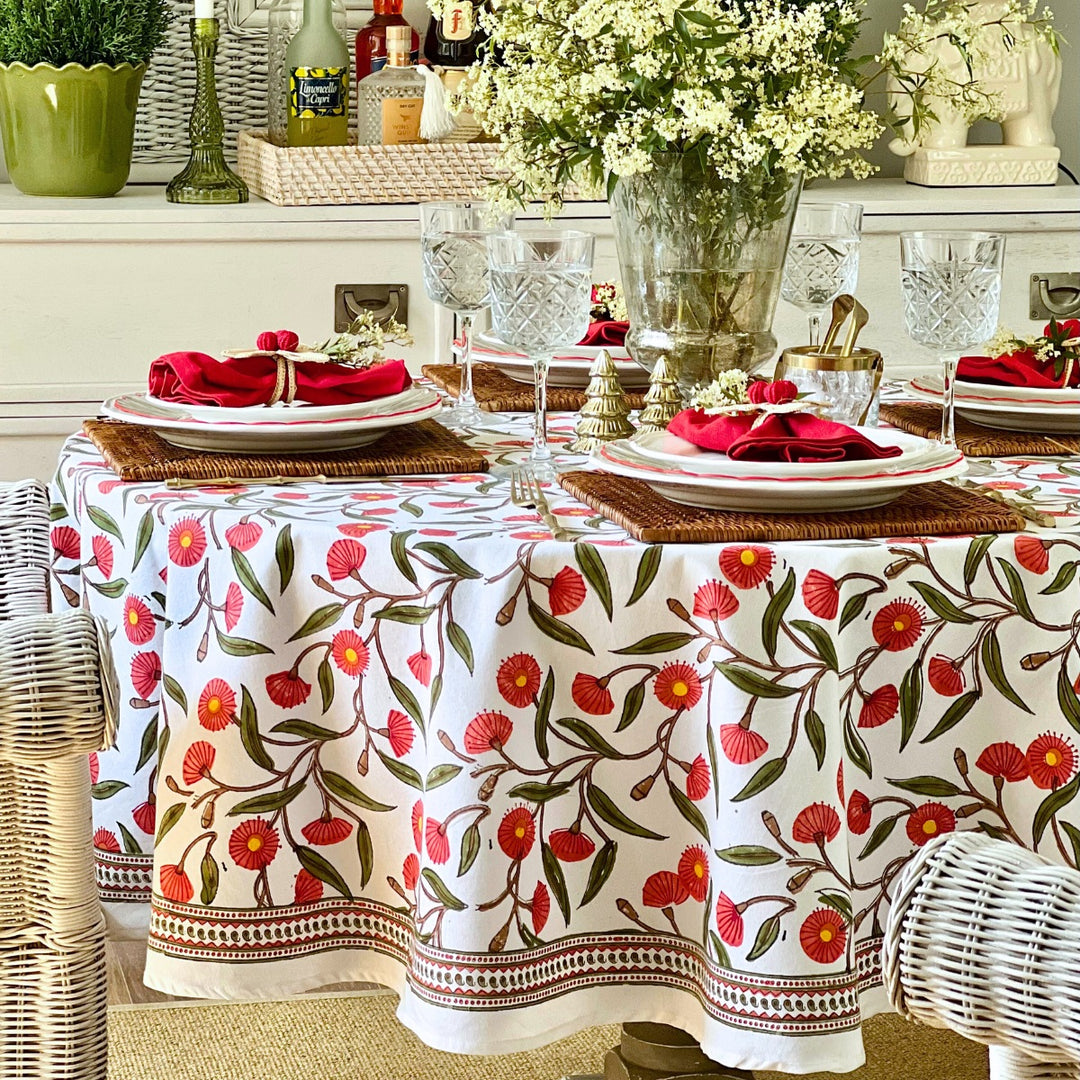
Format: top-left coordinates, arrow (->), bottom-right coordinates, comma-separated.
557,717 -> 620,758
919,691 -> 979,743
715,845 -> 781,866
617,680 -> 645,733
376,751 -> 423,790
374,604 -> 436,625
668,780 -> 710,839
628,546 -> 662,605
732,756 -> 787,802
231,548 -> 275,614
886,775 -> 963,798
587,785 -> 666,840
239,686 -> 275,772
541,842 -> 570,925
706,721 -> 721,816
163,674 -> 187,714
200,852 -> 219,906
288,603 -> 346,641
859,813 -> 899,859
229,780 -> 307,816
535,667 -> 554,759
817,891 -> 853,923
980,629 -> 1032,714
715,662 -> 799,699
790,620 -> 838,672
414,541 -> 482,579
710,932 -> 731,968
357,821 -> 373,888
1061,820 -> 1080,867
899,658 -> 923,752
270,719 -> 340,741
614,632 -> 695,655
1040,560 -> 1078,596
88,578 -> 129,599
746,914 -> 781,961
1058,665 -> 1080,734
389,676 -> 425,735
575,543 -> 613,620
964,534 -> 995,587
298,845 -> 353,899
390,529 -> 417,585
911,581 -> 975,624
132,510 -> 154,570
446,621 -> 474,675
117,822 -> 142,855
91,779 -> 129,800
1033,773 -> 1080,848
839,590 -> 868,633
527,599 -> 593,654
426,763 -> 461,790
762,569 -> 795,662
804,710 -> 826,769
318,656 -> 334,715
275,524 -> 294,593
217,630 -> 274,657
155,801 -> 185,845
507,781 -> 572,803
844,715 -> 873,779
458,823 -> 480,877
580,840 -> 617,906
136,715 -> 158,773
87,505 -> 123,543
996,557 -> 1038,622
323,771 -> 395,812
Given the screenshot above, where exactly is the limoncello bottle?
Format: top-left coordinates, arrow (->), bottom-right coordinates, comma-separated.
286,0 -> 349,146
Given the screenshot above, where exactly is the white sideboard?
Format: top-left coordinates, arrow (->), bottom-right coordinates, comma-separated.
0,179 -> 1076,481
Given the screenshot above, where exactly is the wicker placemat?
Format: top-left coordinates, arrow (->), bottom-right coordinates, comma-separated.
83,419 -> 487,482
422,363 -> 647,413
880,402 -> 1080,458
558,472 -> 1024,543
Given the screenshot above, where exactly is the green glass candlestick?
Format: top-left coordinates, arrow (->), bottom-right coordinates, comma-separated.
166,18 -> 249,203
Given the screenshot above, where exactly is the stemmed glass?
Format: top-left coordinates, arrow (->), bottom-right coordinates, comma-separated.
781,201 -> 863,347
486,229 -> 596,477
900,231 -> 1005,446
420,201 -> 512,428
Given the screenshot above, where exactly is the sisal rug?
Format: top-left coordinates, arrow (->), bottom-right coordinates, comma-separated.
106,990 -> 988,1080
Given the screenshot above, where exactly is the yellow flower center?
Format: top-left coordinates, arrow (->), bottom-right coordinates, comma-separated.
247,834 -> 263,852
740,549 -> 757,567
128,610 -> 139,625
672,680 -> 689,698
820,927 -> 834,942
694,862 -> 704,879
515,672 -> 528,687
344,647 -> 358,665
180,532 -> 192,548
206,697 -> 221,715
893,616 -> 909,632
923,819 -> 938,835
515,825 -> 526,839
1047,749 -> 1062,767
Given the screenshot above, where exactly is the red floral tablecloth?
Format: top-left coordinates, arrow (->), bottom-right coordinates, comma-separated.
51,412 -> 1080,1072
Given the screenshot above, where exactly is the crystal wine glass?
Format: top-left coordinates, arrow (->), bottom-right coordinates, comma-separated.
900,231 -> 1005,447
782,201 -> 863,347
486,229 -> 596,477
421,201 -> 512,428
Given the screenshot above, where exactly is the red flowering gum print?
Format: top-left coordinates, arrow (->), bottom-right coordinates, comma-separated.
265,669 -> 312,709
847,791 -> 872,835
497,653 -> 542,708
927,656 -> 965,697
677,846 -> 709,902
532,882 -> 550,933
332,630 -> 369,677
132,799 -> 156,835
424,818 -> 451,864
906,802 -> 956,846
548,828 -> 595,862
130,651 -> 162,700
858,684 -> 900,728
684,755 -> 711,801
976,742 -> 1029,782
719,545 -> 774,589
464,710 -> 513,755
326,538 -> 366,580
123,596 -> 155,645
719,724 -> 768,764
197,679 -> 236,731
159,864 -> 194,904
692,580 -> 738,621
229,818 -> 280,870
89,753 -> 99,785
548,566 -> 587,615
836,760 -> 845,805
792,802 -> 841,845
94,828 -> 120,854
301,815 -> 353,845
872,600 -> 924,652
402,853 -> 420,891
802,569 -> 839,620
411,801 -> 424,852
91,535 -> 113,579
51,525 -> 80,560
225,520 -> 262,551
387,710 -> 414,757
224,582 -> 244,632
294,869 -> 324,904
715,892 -> 744,946
182,741 -> 216,787
1027,732 -> 1076,790
572,673 -> 614,716
167,517 -> 207,567
497,807 -> 536,860
643,870 -> 690,908
407,650 -> 433,687
654,663 -> 703,711
800,908 -> 847,964
1014,535 -> 1050,575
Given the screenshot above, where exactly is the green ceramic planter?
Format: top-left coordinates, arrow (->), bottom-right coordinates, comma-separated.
0,62 -> 146,197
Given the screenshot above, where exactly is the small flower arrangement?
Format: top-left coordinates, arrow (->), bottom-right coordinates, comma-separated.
252,312 -> 413,369
983,318 -> 1080,387
590,282 -> 628,323
690,372 -> 802,415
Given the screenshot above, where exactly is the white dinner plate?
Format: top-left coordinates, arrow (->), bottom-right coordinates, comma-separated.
906,377 -> 1080,434
471,331 -> 648,390
911,373 -> 1080,407
101,387 -> 443,453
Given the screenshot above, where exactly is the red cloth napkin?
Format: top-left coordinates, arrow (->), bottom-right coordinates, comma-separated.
579,321 -> 628,347
148,352 -> 412,408
957,350 -> 1079,390
667,409 -> 902,462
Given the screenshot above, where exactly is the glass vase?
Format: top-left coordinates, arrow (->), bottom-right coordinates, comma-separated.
609,155 -> 802,395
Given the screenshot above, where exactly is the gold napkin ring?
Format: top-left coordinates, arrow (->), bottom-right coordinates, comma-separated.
267,354 -> 298,405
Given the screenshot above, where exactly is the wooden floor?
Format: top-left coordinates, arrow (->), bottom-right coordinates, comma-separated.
105,938 -> 379,1006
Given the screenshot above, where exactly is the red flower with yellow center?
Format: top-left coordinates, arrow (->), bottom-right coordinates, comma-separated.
387,710 -> 413,757
497,807 -> 536,860
402,854 -> 420,891
792,802 -> 841,845
51,525 -> 80,560
94,828 -> 120,854
642,870 -> 690,908
549,827 -> 595,862
332,630 -> 369,677
654,663 -> 703,711
571,672 -> 614,716
224,582 -> 243,632
123,595 -> 155,645
407,650 -> 432,687
532,882 -> 550,933
872,600 -> 924,652
224,520 -> 262,551
265,669 -> 311,709
497,653 -> 542,708
182,740 -> 216,787
91,535 -> 113,579
326,538 -> 366,581
132,799 -> 156,835
1027,732 -> 1076,790
684,754 -> 711,801
692,580 -> 739,622
927,656 -> 965,697
197,679 -> 236,731
858,684 -> 900,728
906,802 -> 956,846
338,521 -> 386,537
130,650 -> 162,700
1014,535 -> 1050,575
294,869 -> 323,905
715,892 -> 744,946
229,818 -> 280,871
424,818 -> 451,864
677,845 -> 709,902
158,864 -> 194,904
548,566 -> 587,615
976,741 -> 1029,782
167,517 -> 206,567
800,908 -> 847,964
411,801 -> 424,852
301,815 -> 353,846
847,791 -> 873,835
464,710 -> 513,755
719,724 -> 768,765
802,569 -> 840,620
719,545 -> 774,589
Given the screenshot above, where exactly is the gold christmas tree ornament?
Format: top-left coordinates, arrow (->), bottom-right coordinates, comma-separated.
568,349 -> 636,453
634,355 -> 683,437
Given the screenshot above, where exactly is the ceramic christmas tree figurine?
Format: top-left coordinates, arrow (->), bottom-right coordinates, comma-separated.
568,349 -> 635,453
634,355 -> 682,437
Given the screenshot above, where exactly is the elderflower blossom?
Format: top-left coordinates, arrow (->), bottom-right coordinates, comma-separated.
307,311 -> 413,368
690,371 -> 751,412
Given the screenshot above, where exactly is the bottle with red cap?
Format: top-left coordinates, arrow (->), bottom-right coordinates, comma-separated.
355,0 -> 419,84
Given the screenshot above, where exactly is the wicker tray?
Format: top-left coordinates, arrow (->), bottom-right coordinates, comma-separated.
559,473 -> 1025,544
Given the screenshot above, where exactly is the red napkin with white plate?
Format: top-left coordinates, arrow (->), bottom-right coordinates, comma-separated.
957,350 -> 1080,390
578,321 -> 629,347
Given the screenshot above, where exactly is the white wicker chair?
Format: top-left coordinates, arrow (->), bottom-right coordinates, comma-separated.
0,480 -> 51,619
883,830 -> 1080,1080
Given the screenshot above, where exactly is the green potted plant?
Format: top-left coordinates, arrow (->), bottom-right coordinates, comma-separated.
0,0 -> 171,197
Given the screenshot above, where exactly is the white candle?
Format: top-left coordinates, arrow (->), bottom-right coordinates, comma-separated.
194,0 -> 213,18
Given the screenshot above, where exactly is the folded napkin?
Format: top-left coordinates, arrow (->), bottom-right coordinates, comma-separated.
148,352 -> 412,408
957,349 -> 1079,390
579,320 -> 629,347
667,409 -> 902,463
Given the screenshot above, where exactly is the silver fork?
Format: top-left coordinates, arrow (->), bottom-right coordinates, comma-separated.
508,467 -> 572,542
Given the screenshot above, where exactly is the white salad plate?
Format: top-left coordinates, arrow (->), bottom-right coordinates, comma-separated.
470,331 -> 648,389
101,387 -> 443,453
592,432 -> 967,512
907,376 -> 1080,434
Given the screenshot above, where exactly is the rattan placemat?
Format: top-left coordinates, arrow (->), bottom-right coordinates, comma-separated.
880,402 -> 1080,457
559,472 -> 1024,543
422,363 -> 647,413
83,419 -> 487,482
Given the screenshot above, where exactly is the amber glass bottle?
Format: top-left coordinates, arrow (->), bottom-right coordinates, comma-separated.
354,0 -> 419,82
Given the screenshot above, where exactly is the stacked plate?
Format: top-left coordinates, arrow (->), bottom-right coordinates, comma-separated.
908,374 -> 1080,433
101,387 -> 443,453
592,428 -> 966,512
471,331 -> 650,390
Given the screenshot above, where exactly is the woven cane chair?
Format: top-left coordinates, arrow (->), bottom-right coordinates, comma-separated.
884,830 -> 1080,1080
0,480 -> 50,619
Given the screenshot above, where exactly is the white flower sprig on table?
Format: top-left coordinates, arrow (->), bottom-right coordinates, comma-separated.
690,372 -> 815,425
590,281 -> 628,322
307,310 -> 414,369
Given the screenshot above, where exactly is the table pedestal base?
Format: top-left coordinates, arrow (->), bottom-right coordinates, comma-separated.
603,1024 -> 754,1080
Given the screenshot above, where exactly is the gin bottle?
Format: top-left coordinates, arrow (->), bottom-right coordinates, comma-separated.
357,26 -> 426,145
285,0 -> 349,147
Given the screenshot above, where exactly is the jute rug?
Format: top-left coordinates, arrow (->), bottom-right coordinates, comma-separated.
107,990 -> 988,1080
